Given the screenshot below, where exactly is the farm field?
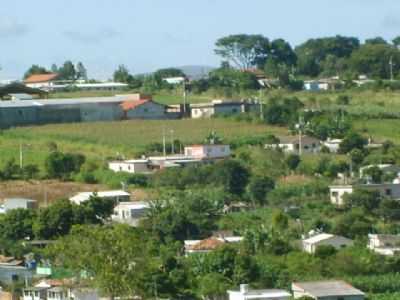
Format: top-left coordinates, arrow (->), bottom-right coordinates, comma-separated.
0,118 -> 288,168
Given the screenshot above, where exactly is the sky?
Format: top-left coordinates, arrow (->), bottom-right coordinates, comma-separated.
1,0 -> 400,80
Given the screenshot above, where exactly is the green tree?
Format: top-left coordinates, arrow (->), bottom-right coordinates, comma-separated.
49,224 -> 149,299
247,176 -> 275,206
363,166 -> 384,183
215,34 -> 270,69
58,60 -> 76,80
339,132 -> 367,154
211,160 -> 250,196
76,62 -> 88,80
343,189 -> 381,211
24,65 -> 51,79
198,273 -> 231,300
0,209 -> 36,241
286,154 -> 301,171
113,65 -> 133,83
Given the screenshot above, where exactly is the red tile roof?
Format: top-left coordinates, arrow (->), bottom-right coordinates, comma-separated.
121,99 -> 151,111
24,73 -> 59,84
190,238 -> 225,251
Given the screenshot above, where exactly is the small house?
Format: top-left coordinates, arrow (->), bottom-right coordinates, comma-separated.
184,144 -> 231,160
120,95 -> 167,120
3,198 -> 37,212
330,183 -> 400,206
108,159 -> 151,174
368,234 -> 400,256
69,190 -> 130,205
24,73 -> 59,91
302,233 -> 353,254
228,284 -> 291,300
322,138 -> 342,153
292,280 -> 365,300
268,135 -> 320,154
359,164 -> 400,180
111,201 -> 150,227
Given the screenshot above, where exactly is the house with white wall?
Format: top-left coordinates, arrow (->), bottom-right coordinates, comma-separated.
368,234 -> 400,256
108,159 -> 150,174
302,233 -> 353,254
111,201 -> 150,227
266,135 -> 321,154
24,73 -> 59,91
228,284 -> 291,300
69,190 -> 130,205
292,280 -> 365,300
329,183 -> 400,206
184,144 -> 231,160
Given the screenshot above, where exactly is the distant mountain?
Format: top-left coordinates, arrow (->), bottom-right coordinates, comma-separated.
177,65 -> 216,80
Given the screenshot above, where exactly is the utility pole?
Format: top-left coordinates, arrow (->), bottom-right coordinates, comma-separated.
389,56 -> 394,82
19,142 -> 23,169
170,129 -> 175,154
162,126 -> 166,157
296,116 -> 304,156
259,89 -> 264,120
183,80 -> 187,115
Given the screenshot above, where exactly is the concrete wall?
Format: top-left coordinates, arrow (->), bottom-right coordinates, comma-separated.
125,102 -> 166,119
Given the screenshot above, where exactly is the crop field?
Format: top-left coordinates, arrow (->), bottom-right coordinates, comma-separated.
0,118 -> 288,168
353,119 -> 400,144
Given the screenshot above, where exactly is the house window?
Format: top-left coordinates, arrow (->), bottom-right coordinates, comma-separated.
332,191 -> 338,197
386,189 -> 392,196
232,108 -> 238,113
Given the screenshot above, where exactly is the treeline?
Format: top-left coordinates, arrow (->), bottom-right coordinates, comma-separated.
24,60 -> 88,81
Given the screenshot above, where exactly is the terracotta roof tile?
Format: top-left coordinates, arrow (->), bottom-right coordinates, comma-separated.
190,238 -> 225,251
24,73 -> 59,84
121,99 -> 150,111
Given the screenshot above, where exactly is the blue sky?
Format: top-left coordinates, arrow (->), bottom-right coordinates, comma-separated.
1,0 -> 400,79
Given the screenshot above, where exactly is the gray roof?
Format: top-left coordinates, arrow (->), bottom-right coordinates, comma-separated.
0,96 -> 127,108
293,280 -> 364,297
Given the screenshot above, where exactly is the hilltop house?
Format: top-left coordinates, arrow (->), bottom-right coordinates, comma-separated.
69,190 -> 130,205
108,159 -> 151,174
302,233 -> 353,254
23,279 -> 99,300
368,234 -> 400,256
228,284 -> 291,300
266,135 -> 321,154
111,201 -> 150,227
292,280 -> 365,300
184,144 -> 231,160
329,183 -> 400,206
24,73 -> 59,91
190,99 -> 259,119
359,164 -> 400,179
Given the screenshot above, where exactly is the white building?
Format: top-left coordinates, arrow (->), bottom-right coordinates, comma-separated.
302,233 -> 353,254
111,201 -> 150,227
359,164 -> 400,179
267,136 -> 321,154
292,280 -> 365,300
329,183 -> 400,206
228,284 -> 291,300
3,198 -> 37,212
368,234 -> 400,256
304,81 -> 329,91
184,144 -> 231,160
163,77 -> 186,85
190,100 -> 258,119
108,159 -> 150,174
322,138 -> 342,153
69,190 -> 130,205
24,73 -> 59,91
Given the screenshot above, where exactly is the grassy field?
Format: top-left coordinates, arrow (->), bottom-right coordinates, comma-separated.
0,118 -> 288,168
353,119 -> 400,143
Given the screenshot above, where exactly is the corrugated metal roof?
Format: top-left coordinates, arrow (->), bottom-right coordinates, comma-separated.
0,96 -> 127,108
293,280 -> 365,297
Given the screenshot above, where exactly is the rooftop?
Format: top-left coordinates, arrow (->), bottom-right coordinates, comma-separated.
303,233 -> 335,244
24,73 -> 59,84
293,280 -> 364,297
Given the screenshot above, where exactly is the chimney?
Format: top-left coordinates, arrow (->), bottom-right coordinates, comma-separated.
240,284 -> 249,293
